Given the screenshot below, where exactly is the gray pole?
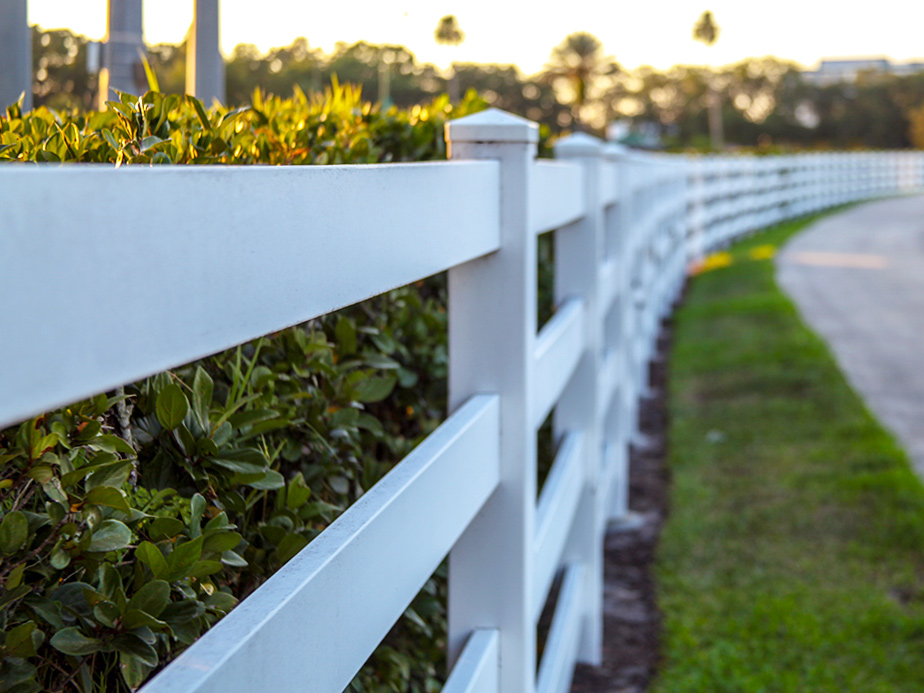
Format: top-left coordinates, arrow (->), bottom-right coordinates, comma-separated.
0,0 -> 32,111
99,0 -> 145,108
186,0 -> 224,105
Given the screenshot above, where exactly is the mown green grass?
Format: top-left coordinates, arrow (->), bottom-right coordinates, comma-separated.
654,213 -> 924,692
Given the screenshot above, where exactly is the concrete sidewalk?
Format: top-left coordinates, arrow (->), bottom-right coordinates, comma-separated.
777,195 -> 924,476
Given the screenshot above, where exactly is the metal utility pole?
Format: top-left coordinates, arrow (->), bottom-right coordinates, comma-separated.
0,0 -> 32,111
99,0 -> 145,108
186,0 -> 224,105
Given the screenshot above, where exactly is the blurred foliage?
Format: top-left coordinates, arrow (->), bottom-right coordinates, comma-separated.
542,32 -> 619,129
23,25 -> 924,148
614,59 -> 924,151
30,26 -> 96,111
0,86 -> 491,692
1,79 -> 480,165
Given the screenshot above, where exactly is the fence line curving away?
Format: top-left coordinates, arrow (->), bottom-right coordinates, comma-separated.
1,108 -> 922,693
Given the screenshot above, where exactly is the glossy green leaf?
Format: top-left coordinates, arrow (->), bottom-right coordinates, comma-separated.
165,536 -> 203,581
4,621 -> 38,658
121,608 -> 168,631
220,550 -> 248,567
147,517 -> 186,542
245,469 -> 285,490
156,383 -> 189,431
0,657 -> 38,690
203,511 -> 231,532
32,432 -> 59,458
112,633 -> 158,667
93,601 -> 121,628
27,464 -> 54,483
135,541 -> 169,579
205,591 -> 238,612
84,486 -> 131,513
6,563 -> 25,589
192,366 -> 214,431
0,510 -> 29,554
335,316 -> 357,355
363,352 -> 401,370
202,530 -> 242,555
190,493 -> 206,538
160,598 -> 206,625
286,473 -> 312,509
85,460 -> 133,491
227,409 -> 278,431
50,627 -> 103,656
188,560 -> 222,579
119,650 -> 148,690
127,580 -> 170,618
88,434 -> 135,455
60,454 -> 117,487
50,548 -> 71,570
140,135 -> 164,152
208,457 -> 266,475
209,447 -> 268,474
276,533 -> 309,565
350,372 -> 397,403
186,94 -> 212,131
87,519 -> 132,553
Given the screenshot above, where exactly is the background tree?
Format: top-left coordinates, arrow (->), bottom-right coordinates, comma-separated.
693,10 -> 724,149
31,27 -> 94,110
22,26 -> 924,149
147,41 -> 187,94
225,38 -> 323,106
543,31 -> 618,131
434,15 -> 464,102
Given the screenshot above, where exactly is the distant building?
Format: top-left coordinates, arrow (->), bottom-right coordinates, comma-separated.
803,57 -> 924,85
608,119 -> 664,150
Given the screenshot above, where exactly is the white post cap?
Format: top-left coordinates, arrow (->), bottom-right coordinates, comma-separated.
446,108 -> 539,144
555,131 -> 604,158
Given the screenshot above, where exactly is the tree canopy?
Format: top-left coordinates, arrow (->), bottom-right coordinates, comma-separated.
20,26 -> 924,150
693,10 -> 719,47
434,16 -> 464,47
544,32 -> 619,128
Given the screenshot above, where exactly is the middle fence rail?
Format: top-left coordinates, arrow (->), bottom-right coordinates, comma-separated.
1,108 -> 923,693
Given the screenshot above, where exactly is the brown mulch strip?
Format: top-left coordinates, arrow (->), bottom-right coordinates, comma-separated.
570,320 -> 672,693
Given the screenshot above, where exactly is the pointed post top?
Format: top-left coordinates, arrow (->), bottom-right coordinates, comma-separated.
446,108 -> 539,144
555,131 -> 604,158
603,141 -> 628,156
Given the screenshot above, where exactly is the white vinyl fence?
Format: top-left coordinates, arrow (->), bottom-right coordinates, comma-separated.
2,108 -> 922,693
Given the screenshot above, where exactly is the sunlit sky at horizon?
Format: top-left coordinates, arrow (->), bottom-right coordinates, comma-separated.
26,0 -> 924,74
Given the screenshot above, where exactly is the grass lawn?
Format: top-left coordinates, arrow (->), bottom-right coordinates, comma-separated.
654,213 -> 924,692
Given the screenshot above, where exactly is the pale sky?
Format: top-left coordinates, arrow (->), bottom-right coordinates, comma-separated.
26,0 -> 924,74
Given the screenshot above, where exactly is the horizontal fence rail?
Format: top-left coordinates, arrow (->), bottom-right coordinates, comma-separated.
142,395 -> 500,692
2,106 -> 923,693
0,162 -> 500,429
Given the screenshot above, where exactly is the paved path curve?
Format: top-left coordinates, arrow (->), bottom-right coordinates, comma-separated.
777,195 -> 924,476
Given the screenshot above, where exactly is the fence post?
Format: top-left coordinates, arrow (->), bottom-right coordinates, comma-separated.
99,0 -> 146,108
554,133 -> 606,664
187,0 -> 225,105
600,143 -> 634,521
445,108 -> 539,693
0,0 -> 31,111
687,156 -> 706,264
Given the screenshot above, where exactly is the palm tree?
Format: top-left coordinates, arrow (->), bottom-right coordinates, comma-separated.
693,10 -> 724,150
434,15 -> 464,102
693,10 -> 719,46
544,32 -> 618,129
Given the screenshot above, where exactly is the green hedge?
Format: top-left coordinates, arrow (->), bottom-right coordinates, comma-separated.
0,85 -> 492,693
